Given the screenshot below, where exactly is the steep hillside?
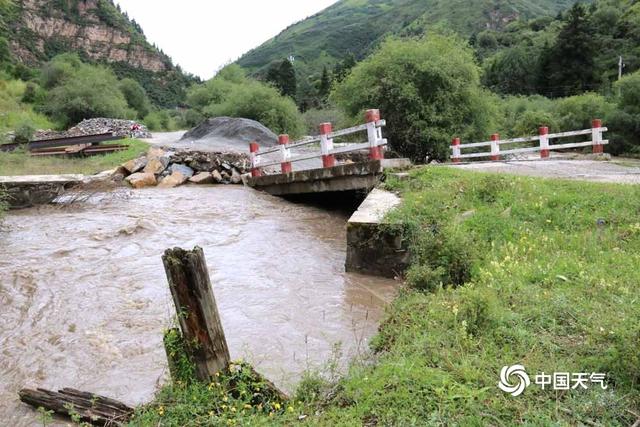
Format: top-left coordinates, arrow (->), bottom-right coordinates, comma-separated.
4,0 -> 196,107
237,0 -> 579,74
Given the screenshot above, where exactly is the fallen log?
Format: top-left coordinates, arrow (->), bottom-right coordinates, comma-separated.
19,388 -> 133,426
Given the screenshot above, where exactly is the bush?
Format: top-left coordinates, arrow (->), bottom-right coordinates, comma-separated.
497,95 -> 559,137
42,62 -> 133,127
14,121 -> 34,143
301,107 -> 350,135
406,264 -> 445,292
118,77 -> 151,118
331,35 -> 497,162
143,110 -> 176,131
553,92 -> 615,131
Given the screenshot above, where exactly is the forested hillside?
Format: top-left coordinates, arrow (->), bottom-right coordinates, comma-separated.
237,0 -> 579,75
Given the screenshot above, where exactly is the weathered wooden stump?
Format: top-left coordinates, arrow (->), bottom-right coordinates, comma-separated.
162,246 -> 231,381
18,388 -> 133,426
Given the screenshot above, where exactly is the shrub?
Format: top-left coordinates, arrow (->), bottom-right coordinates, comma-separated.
497,95 -> 559,137
143,110 -> 176,131
301,107 -> 350,135
42,62 -> 133,127
118,77 -> 151,118
553,92 -> 615,131
405,264 -> 445,292
331,35 -> 497,162
14,121 -> 34,143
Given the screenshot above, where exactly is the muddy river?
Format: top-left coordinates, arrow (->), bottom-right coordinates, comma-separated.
0,185 -> 397,426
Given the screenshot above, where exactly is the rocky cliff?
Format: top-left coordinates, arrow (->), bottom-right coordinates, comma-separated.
8,0 -> 169,72
5,0 -> 196,107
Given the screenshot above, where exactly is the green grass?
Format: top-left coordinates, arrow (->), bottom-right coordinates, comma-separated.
128,166 -> 640,426
0,139 -> 148,176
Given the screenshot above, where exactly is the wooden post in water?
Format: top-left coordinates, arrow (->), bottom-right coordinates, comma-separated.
162,246 -> 230,381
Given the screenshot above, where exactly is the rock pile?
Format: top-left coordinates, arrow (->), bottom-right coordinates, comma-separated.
35,118 -> 151,140
181,117 -> 278,147
118,148 -> 250,189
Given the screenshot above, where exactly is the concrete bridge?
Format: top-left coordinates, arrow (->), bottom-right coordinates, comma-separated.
244,109 -> 410,196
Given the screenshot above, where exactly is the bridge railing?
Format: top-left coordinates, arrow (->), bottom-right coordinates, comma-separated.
451,119 -> 608,163
249,109 -> 388,177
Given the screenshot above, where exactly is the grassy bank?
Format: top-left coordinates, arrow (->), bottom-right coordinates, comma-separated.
130,167 -> 640,426
0,139 -> 148,176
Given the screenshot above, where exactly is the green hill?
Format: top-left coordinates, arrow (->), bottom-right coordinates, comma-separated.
237,0 -> 579,75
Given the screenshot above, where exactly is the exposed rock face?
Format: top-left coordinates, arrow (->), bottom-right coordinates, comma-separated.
9,0 -> 169,73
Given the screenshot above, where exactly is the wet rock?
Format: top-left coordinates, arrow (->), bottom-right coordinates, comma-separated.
158,171 -> 187,188
125,172 -> 157,189
122,157 -> 147,174
189,172 -> 214,184
230,169 -> 242,184
170,164 -> 194,178
211,170 -> 223,183
143,157 -> 168,175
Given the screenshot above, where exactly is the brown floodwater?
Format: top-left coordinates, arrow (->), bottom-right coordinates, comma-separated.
0,185 -> 397,426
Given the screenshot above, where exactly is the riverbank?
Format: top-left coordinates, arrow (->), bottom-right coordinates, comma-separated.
130,167 -> 639,425
0,139 -> 148,176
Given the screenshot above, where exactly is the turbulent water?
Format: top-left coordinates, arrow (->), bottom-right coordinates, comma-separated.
0,186 -> 397,426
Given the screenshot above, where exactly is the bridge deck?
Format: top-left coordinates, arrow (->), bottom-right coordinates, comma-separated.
245,159 -> 410,196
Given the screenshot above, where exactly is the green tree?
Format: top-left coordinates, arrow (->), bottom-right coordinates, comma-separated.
119,77 -> 151,118
318,66 -> 331,101
609,70 -> 640,155
483,44 -> 542,95
333,53 -> 356,83
332,35 -> 497,161
265,59 -> 297,98
43,63 -> 133,127
541,3 -> 597,97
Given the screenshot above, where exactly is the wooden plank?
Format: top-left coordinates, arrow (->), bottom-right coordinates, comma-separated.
162,247 -> 230,381
19,387 -> 133,426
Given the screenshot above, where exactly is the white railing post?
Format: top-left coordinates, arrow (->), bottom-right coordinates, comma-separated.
490,133 -> 500,161
278,134 -> 292,174
249,141 -> 261,177
452,138 -> 461,163
592,119 -> 603,154
539,126 -> 549,159
319,122 -> 336,168
365,109 -> 384,160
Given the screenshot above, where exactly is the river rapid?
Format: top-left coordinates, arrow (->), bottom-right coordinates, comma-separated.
0,185 -> 397,425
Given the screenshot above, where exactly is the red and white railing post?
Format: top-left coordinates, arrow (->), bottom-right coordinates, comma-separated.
452,138 -> 461,163
278,134 -> 292,174
319,122 -> 336,168
249,141 -> 261,177
592,119 -> 603,154
539,126 -> 550,159
490,133 -> 500,161
365,109 -> 384,160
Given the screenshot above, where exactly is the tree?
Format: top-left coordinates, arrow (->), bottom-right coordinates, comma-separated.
119,77 -> 151,118
541,3 -> 597,97
265,59 -> 297,99
333,53 -> 356,83
483,44 -> 542,95
318,66 -> 332,101
332,35 -> 497,162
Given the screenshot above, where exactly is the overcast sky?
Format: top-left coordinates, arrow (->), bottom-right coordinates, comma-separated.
114,0 -> 337,80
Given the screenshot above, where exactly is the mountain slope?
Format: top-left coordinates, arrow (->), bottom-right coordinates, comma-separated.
237,0 -> 579,74
4,0 -> 196,107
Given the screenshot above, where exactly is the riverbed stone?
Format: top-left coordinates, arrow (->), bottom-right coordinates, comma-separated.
170,163 -> 195,178
125,172 -> 157,189
189,172 -> 214,184
143,157 -> 169,175
230,169 -> 242,184
211,170 -> 223,183
158,171 -> 188,188
122,157 -> 147,174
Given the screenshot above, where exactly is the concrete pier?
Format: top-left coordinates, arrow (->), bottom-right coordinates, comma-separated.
345,188 -> 410,278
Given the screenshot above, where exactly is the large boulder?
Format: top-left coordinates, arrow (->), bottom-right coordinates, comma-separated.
143,157 -> 169,175
189,172 -> 214,185
122,157 -> 147,174
125,172 -> 157,189
170,163 -> 194,178
158,171 -> 188,188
